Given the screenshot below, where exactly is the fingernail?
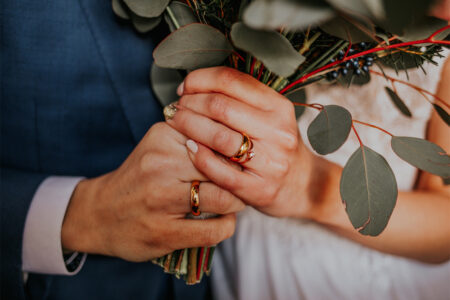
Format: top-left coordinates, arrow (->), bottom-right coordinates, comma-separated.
186,139 -> 198,154
177,81 -> 184,96
163,101 -> 178,120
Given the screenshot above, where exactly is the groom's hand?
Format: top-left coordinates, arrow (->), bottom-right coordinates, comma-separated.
166,67 -> 316,218
61,122 -> 244,262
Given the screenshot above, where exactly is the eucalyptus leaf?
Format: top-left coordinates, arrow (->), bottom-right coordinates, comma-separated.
340,146 -> 398,236
433,104 -> 450,126
164,1 -> 198,32
153,23 -> 233,70
384,87 -> 412,117
307,105 -> 352,155
230,22 -> 305,77
123,0 -> 170,18
243,0 -> 334,30
285,88 -> 307,119
150,64 -> 184,107
326,0 -> 380,18
391,136 -> 450,178
382,0 -> 435,34
320,15 -> 375,43
131,14 -> 162,33
112,0 -> 130,20
399,17 -> 449,43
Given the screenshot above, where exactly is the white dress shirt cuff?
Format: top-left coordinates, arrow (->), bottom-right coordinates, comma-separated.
22,176 -> 87,275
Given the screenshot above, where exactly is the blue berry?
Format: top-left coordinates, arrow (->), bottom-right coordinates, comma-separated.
359,42 -> 367,49
341,68 -> 348,76
352,60 -> 359,68
365,56 -> 374,62
330,71 -> 338,79
362,65 -> 369,72
365,61 -> 373,66
355,68 -> 362,75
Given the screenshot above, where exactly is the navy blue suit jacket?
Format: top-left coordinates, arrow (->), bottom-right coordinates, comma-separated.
1,1 -> 211,299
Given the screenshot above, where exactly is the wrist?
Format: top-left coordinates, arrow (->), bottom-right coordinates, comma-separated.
61,175 -> 106,255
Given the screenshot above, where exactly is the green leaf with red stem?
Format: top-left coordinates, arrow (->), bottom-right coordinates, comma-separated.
340,146 -> 398,236
153,23 -> 233,70
433,104 -> 450,126
230,22 -> 305,77
123,0 -> 169,18
307,105 -> 352,155
384,87 -> 412,117
391,136 -> 450,178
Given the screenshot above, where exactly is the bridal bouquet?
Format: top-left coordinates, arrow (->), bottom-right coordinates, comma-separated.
112,0 -> 450,284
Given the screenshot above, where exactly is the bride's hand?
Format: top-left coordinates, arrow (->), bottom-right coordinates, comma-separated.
165,67 -> 315,218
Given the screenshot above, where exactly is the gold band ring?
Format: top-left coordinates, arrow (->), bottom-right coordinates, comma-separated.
190,180 -> 201,216
230,132 -> 253,162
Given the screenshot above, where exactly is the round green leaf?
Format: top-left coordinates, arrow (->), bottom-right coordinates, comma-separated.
112,0 -> 130,20
150,64 -> 184,107
230,22 -> 305,77
384,87 -> 412,117
123,0 -> 170,18
340,146 -> 398,236
327,0 -> 383,19
307,105 -> 352,155
391,136 -> 450,178
399,17 -> 449,42
131,14 -> 162,33
153,23 -> 233,70
286,88 -> 307,119
382,0 -> 436,34
243,0 -> 334,30
320,15 -> 375,43
164,1 -> 198,32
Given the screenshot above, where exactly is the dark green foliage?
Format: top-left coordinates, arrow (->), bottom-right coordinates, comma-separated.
384,87 -> 412,117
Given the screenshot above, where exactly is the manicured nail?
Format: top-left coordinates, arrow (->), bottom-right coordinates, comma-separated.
177,81 -> 184,96
186,139 -> 198,153
163,101 -> 178,120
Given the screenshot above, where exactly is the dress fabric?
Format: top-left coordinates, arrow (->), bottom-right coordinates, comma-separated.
211,55 -> 450,300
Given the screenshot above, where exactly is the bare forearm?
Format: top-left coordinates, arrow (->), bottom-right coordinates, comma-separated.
306,156 -> 450,263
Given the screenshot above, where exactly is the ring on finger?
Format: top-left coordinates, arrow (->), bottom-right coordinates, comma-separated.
190,180 -> 201,216
230,132 -> 252,162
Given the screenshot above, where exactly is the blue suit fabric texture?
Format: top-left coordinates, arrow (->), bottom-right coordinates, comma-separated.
1,1 -> 212,299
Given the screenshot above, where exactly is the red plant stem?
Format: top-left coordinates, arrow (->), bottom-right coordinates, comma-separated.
370,70 -> 450,109
257,64 -> 265,80
250,58 -> 256,76
280,25 -> 450,95
353,120 -> 394,136
343,41 -> 352,60
233,51 -> 245,62
291,102 -> 322,110
352,123 -> 364,147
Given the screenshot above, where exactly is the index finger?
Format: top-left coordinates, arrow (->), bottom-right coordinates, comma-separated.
179,67 -> 285,111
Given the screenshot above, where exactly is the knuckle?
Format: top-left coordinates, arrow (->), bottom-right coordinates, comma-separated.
258,184 -> 278,206
208,94 -> 230,119
274,159 -> 290,178
282,131 -> 299,151
212,130 -> 233,151
214,189 -> 232,213
223,217 -> 236,240
139,153 -> 155,173
201,227 -> 219,246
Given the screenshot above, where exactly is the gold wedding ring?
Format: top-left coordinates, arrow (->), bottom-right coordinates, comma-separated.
190,180 -> 201,216
230,132 -> 255,164
230,132 -> 252,162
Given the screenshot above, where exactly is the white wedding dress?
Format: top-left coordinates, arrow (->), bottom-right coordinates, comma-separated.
211,53 -> 450,300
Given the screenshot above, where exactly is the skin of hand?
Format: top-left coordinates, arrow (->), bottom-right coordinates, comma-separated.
166,67 -> 313,218
61,122 -> 244,262
167,66 -> 450,264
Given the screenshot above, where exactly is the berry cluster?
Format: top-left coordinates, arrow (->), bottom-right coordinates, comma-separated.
326,42 -> 375,81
